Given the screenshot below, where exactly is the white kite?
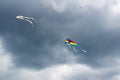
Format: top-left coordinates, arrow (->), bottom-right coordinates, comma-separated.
16,15 -> 37,27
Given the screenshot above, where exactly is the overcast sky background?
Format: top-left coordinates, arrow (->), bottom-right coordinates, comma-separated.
0,0 -> 120,80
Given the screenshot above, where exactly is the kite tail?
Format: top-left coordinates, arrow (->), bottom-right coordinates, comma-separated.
80,48 -> 87,53
74,46 -> 87,53
73,47 -> 79,52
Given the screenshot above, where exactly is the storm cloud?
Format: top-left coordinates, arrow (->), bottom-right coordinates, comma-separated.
0,0 -> 120,80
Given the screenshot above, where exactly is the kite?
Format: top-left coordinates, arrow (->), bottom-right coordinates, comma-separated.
65,36 -> 87,53
16,15 -> 37,27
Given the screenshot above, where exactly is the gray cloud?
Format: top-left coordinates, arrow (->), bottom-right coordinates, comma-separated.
0,0 -> 120,76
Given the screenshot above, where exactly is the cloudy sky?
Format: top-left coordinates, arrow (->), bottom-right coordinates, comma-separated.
0,0 -> 120,80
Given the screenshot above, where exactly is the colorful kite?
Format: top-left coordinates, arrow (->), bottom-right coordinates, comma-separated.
65,36 -> 87,53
